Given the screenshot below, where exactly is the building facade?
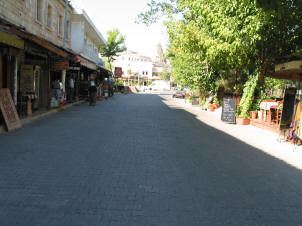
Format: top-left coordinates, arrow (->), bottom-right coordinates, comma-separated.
113,50 -> 153,84
69,9 -> 108,98
0,0 -> 109,131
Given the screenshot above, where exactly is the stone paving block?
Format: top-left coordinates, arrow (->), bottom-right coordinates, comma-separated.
0,94 -> 302,225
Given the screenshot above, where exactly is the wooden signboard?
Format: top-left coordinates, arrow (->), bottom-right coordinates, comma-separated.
280,87 -> 296,130
0,88 -> 21,131
52,60 -> 69,71
114,67 -> 123,77
221,96 -> 237,123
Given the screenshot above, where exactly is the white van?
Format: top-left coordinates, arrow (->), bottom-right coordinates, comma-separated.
148,80 -> 170,91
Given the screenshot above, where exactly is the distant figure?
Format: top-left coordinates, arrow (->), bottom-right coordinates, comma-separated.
66,76 -> 75,103
89,79 -> 97,106
109,77 -> 114,97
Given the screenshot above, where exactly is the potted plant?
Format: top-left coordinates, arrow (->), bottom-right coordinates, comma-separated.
236,74 -> 258,125
249,102 -> 259,119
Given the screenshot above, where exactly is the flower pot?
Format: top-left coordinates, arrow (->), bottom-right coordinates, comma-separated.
210,105 -> 215,112
236,117 -> 250,125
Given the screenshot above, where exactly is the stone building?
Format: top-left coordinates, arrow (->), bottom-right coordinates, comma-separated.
113,50 -> 153,85
0,1 -> 110,132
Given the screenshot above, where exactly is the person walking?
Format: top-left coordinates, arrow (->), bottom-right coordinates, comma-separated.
109,77 -> 114,97
89,78 -> 97,106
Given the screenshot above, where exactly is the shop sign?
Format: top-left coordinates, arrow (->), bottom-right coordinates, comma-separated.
280,87 -> 297,129
68,66 -> 81,71
114,67 -> 123,77
0,89 -> 21,131
52,60 -> 69,71
221,96 -> 237,124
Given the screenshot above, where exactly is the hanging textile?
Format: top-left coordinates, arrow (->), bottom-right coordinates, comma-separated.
295,102 -> 302,139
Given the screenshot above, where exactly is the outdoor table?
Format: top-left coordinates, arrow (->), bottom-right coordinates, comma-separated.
260,101 -> 279,123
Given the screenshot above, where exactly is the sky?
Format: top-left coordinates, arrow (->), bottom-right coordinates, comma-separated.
71,0 -> 169,60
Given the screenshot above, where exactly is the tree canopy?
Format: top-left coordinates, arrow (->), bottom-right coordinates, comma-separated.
137,0 -> 302,115
100,29 -> 127,72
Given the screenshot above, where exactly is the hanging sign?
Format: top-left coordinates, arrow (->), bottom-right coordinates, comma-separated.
52,60 -> 69,71
0,88 -> 21,131
221,96 -> 237,123
114,67 -> 123,77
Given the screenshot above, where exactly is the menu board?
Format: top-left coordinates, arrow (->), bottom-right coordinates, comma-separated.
221,96 -> 237,123
0,88 -> 21,131
280,87 -> 296,129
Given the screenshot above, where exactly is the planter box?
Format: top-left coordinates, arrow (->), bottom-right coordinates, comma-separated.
236,118 -> 250,125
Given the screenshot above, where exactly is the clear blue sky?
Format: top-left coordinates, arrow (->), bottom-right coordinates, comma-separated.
71,0 -> 168,60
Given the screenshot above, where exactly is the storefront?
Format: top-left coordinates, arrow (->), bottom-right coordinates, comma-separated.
0,29 -> 25,129
74,55 -> 99,99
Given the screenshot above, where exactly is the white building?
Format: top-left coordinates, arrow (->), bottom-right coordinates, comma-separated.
70,9 -> 106,69
113,50 -> 153,83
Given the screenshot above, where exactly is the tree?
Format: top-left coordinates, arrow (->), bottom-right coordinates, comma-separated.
100,29 -> 127,72
159,65 -> 171,81
138,0 -> 302,113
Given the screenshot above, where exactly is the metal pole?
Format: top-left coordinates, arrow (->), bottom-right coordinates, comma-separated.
63,0 -> 68,48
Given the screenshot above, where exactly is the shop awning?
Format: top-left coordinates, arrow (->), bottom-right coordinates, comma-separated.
0,30 -> 24,49
266,70 -> 302,82
75,55 -> 97,70
9,27 -> 70,58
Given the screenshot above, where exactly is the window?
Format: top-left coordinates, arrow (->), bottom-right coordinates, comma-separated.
36,0 -> 43,23
47,4 -> 52,28
58,15 -> 63,36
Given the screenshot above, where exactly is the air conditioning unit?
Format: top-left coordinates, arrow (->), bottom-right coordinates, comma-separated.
275,60 -> 302,72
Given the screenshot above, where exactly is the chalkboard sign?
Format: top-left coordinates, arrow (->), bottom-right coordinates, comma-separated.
0,88 -> 21,131
221,96 -> 237,123
280,87 -> 296,130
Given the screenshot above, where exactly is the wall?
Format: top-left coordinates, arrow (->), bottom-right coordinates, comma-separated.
71,13 -> 104,65
0,0 -> 72,49
70,21 -> 84,53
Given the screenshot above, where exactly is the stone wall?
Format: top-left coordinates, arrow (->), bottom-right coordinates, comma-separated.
0,0 -> 72,48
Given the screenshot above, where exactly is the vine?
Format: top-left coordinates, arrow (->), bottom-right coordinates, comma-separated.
237,74 -> 259,118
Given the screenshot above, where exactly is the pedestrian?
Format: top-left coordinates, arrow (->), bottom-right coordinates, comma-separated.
109,77 -> 114,97
89,78 -> 97,106
66,76 -> 75,103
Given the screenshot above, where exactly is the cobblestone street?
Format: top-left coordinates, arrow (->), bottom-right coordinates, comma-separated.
1,93 -> 302,225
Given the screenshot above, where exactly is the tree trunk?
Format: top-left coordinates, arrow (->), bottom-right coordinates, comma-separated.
258,58 -> 268,84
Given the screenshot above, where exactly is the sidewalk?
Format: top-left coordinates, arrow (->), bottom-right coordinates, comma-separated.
162,96 -> 302,170
0,100 -> 85,133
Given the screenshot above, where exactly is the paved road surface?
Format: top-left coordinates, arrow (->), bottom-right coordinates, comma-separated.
1,93 -> 302,226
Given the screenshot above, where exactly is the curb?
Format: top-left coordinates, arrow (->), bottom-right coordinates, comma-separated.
0,100 -> 86,133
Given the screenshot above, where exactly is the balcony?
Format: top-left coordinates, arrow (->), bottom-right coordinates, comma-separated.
82,46 -> 104,66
